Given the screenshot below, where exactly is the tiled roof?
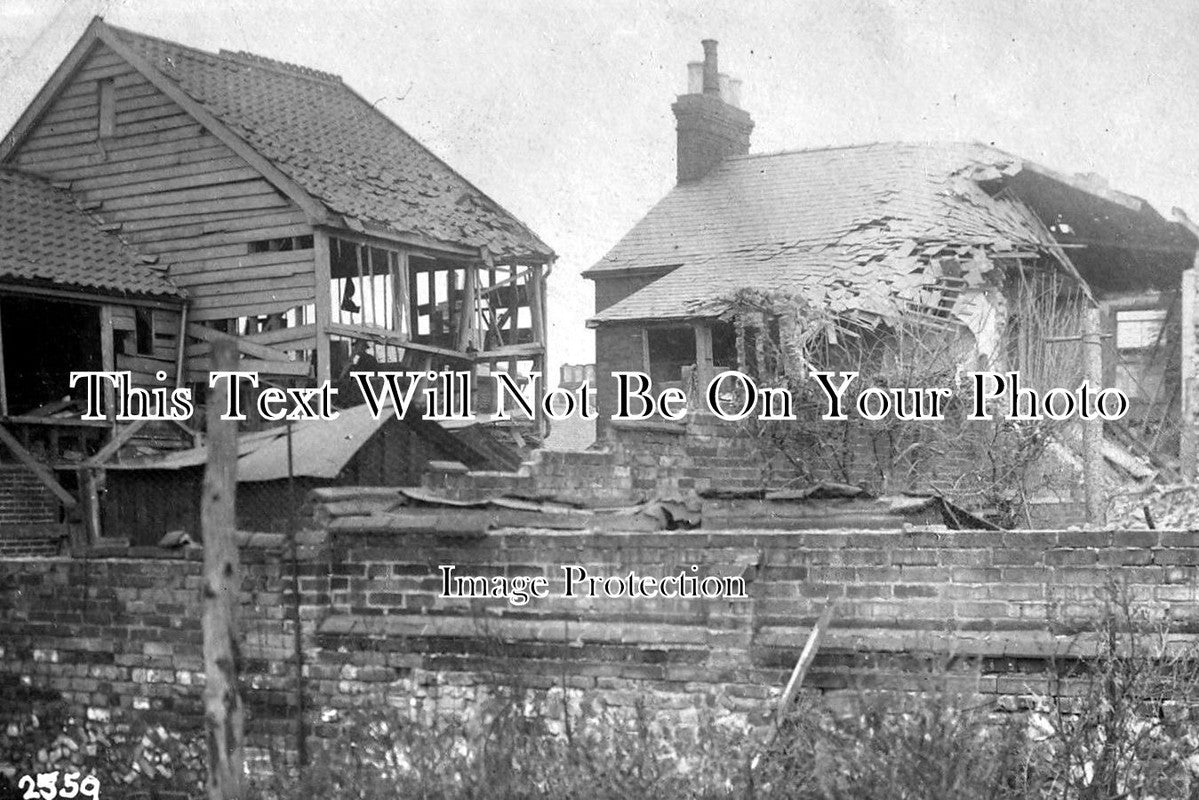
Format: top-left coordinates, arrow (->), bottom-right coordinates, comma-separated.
589,142 -> 1050,324
0,169 -> 181,298
109,25 -> 553,261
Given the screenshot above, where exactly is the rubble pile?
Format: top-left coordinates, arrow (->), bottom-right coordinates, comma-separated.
1110,483 -> 1199,530
0,705 -> 204,798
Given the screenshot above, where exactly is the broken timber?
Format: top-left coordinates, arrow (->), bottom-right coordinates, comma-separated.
748,603 -> 835,779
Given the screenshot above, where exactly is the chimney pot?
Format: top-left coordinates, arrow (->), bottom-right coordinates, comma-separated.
701,39 -> 719,95
673,39 -> 753,182
727,78 -> 742,109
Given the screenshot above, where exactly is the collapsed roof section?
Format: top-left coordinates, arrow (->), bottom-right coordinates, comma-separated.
587,142 -> 1197,327
102,402 -> 510,481
311,481 -> 998,536
0,168 -> 181,299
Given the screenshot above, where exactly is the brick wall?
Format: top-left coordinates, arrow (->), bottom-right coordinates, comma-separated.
0,466 -> 61,524
3,525 -> 1197,755
429,409 -> 1001,507
0,524 -> 66,557
427,412 -> 786,504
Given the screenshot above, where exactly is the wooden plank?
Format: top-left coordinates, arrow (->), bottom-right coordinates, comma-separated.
85,419 -> 149,466
181,274 -> 314,302
30,142 -> 232,181
457,262 -> 478,350
1083,307 -> 1106,526
186,322 -> 296,363
80,49 -> 127,70
43,76 -> 158,114
100,305 -> 116,422
313,230 -> 333,384
30,115 -> 102,139
122,348 -> 309,379
189,284 -> 316,309
190,298 -> 315,323
391,251 -> 407,336
38,103 -> 100,127
74,61 -> 139,84
186,355 -> 311,377
15,123 -> 206,164
170,247 -> 313,275
81,165 -> 261,201
100,191 -> 289,222
99,177 -> 280,211
115,101 -> 188,126
476,342 -> 545,360
0,300 -> 6,417
0,425 -> 77,508
56,70 -> 145,100
749,603 -> 835,775
247,323 -> 317,348
36,99 -> 181,139
1182,266 -> 1198,475
326,322 -> 471,360
326,227 -> 477,260
144,224 -> 313,258
159,242 -> 264,264
527,265 -> 545,344
78,468 -> 101,550
200,338 -> 247,799
71,155 -> 252,192
174,304 -> 189,388
173,259 -> 313,287
119,208 -> 304,238
115,353 -> 175,377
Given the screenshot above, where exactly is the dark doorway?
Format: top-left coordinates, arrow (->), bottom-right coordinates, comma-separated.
646,327 -> 696,384
1,296 -> 101,416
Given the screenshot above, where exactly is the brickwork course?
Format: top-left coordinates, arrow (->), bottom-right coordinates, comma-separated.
2,522 -> 1197,759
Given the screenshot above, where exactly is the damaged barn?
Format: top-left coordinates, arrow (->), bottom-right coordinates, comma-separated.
0,17 -> 553,549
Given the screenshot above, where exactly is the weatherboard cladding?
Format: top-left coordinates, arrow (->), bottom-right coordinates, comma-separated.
0,168 -> 180,298
588,142 -> 1050,324
108,25 -> 553,260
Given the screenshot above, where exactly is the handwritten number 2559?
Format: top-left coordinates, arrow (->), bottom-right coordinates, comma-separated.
17,772 -> 101,800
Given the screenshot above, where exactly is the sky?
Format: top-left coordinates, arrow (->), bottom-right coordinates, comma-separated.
2,0 -> 1199,375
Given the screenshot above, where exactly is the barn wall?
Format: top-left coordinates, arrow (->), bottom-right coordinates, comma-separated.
7,41 -> 316,344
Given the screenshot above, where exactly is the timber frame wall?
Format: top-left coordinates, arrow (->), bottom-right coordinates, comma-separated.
0,28 -> 550,522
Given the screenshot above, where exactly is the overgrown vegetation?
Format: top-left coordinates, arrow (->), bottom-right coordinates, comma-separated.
7,587 -> 1199,799
710,264 -> 1089,526
234,587 -> 1199,799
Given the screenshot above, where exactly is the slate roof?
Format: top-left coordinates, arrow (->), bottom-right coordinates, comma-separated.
0,169 -> 181,298
588,142 -> 1053,325
108,24 -> 553,261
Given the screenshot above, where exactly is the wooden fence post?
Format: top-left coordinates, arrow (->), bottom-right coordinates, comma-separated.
1083,307 -> 1107,527
202,339 -> 245,799
1180,266 -> 1197,479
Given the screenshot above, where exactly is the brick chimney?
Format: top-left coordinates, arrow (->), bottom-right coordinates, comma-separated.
672,40 -> 753,182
